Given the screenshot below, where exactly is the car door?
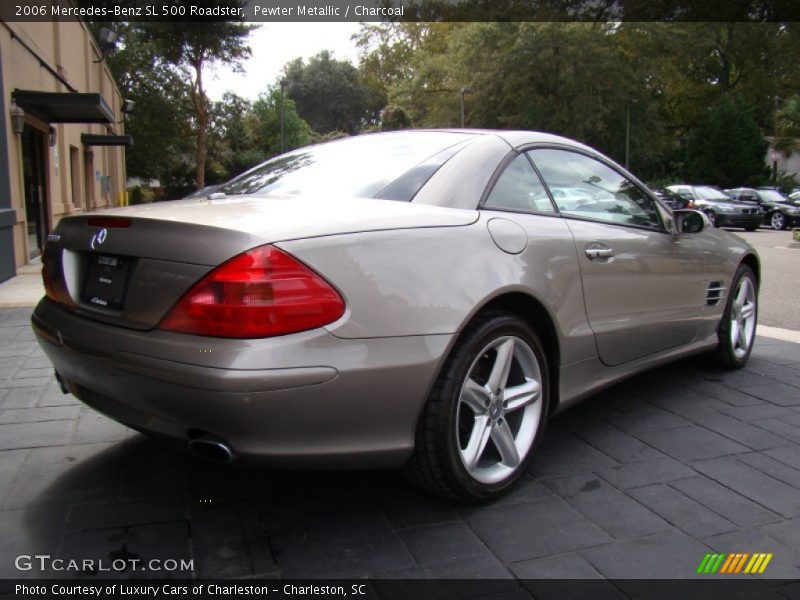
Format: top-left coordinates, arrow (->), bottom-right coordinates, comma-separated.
528,148 -> 708,366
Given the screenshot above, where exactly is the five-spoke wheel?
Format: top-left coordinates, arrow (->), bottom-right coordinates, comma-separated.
456,336 -> 544,485
405,311 -> 548,502
714,264 -> 758,369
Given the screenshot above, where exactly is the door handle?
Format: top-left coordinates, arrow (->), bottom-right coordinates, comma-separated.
585,246 -> 614,260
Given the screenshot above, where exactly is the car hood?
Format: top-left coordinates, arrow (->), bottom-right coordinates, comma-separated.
96,194 -> 478,241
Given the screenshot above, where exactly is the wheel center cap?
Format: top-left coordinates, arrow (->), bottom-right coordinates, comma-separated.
489,401 -> 503,420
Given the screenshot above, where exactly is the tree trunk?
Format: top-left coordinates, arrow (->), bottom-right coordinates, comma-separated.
192,58 -> 208,190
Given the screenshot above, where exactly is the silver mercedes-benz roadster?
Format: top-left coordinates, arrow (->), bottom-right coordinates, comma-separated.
33,130 -> 759,501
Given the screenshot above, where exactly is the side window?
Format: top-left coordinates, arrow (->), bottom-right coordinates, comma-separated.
484,154 -> 556,214
528,149 -> 662,229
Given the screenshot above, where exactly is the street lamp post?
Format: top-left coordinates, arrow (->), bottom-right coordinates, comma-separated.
460,87 -> 472,128
280,79 -> 286,154
625,99 -> 638,170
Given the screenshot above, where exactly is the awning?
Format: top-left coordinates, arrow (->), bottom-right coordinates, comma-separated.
81,134 -> 132,147
12,90 -> 114,124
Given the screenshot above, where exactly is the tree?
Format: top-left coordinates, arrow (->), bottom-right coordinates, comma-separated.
207,92 -> 264,181
251,87 -> 313,157
142,6 -> 255,189
774,95 -> 800,156
684,96 -> 769,187
91,23 -> 194,188
283,51 -> 383,134
380,105 -> 412,130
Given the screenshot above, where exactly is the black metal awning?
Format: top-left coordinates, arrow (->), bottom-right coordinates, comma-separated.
12,90 -> 114,124
81,134 -> 132,147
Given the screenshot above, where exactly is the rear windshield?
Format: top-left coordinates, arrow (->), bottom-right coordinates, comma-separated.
758,189 -> 789,203
220,132 -> 472,201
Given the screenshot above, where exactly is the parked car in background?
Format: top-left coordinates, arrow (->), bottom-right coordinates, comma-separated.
725,187 -> 800,230
667,185 -> 763,230
33,130 -> 761,501
649,187 -> 692,210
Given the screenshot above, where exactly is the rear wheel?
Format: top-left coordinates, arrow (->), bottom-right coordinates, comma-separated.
404,311 -> 549,502
770,211 -> 786,230
712,264 -> 758,369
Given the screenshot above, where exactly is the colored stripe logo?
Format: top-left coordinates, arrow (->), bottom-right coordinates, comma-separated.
697,552 -> 773,574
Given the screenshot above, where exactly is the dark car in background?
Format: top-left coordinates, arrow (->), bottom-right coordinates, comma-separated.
724,187 -> 800,230
667,185 -> 763,230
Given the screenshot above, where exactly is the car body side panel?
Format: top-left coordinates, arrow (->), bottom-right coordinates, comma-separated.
564,219 -> 708,366
277,214 -> 598,366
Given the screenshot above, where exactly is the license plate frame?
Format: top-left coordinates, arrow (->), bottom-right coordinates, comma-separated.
81,253 -> 132,310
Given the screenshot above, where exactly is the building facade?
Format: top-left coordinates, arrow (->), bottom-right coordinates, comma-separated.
0,17 -> 127,283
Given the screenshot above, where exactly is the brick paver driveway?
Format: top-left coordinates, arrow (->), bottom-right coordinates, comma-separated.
2,307 -> 800,586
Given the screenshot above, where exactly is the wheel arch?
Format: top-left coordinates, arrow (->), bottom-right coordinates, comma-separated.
462,291 -> 562,414
740,252 -> 761,288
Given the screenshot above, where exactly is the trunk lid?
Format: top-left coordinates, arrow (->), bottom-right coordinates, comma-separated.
42,196 -> 477,330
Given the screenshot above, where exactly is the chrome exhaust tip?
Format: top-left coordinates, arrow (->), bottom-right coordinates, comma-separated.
188,436 -> 236,463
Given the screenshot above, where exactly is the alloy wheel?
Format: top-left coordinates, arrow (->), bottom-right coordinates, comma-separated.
456,336 -> 543,484
706,211 -> 717,227
729,276 -> 757,360
771,212 -> 785,230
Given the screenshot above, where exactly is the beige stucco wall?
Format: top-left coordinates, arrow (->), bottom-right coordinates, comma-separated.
1,18 -> 126,268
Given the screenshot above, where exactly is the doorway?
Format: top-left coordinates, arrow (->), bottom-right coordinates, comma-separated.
21,124 -> 48,260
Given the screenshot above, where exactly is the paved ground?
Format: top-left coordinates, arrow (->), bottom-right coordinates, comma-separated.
731,229 -> 800,331
2,307 -> 800,588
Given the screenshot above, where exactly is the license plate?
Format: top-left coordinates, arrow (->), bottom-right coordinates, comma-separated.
82,254 -> 132,310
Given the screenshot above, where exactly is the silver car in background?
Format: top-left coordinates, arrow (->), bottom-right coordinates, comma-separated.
33,130 -> 759,501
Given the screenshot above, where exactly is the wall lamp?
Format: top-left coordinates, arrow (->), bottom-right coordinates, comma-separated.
10,99 -> 25,134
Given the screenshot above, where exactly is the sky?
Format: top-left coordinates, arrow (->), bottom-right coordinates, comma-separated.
204,23 -> 363,101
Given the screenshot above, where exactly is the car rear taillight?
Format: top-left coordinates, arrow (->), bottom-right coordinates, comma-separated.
158,245 -> 345,338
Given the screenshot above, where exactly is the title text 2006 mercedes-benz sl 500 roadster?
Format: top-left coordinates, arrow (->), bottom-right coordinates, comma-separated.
32,130 -> 759,501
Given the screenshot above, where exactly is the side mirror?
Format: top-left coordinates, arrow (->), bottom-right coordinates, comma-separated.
673,209 -> 706,234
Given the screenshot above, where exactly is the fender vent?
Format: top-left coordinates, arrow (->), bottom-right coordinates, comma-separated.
707,282 -> 726,306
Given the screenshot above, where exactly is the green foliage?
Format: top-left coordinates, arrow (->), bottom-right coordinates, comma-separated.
251,87 -> 314,157
774,96 -> 800,156
357,21 -> 800,184
380,105 -> 412,130
775,172 -> 799,194
98,24 -> 194,184
128,186 -> 154,205
138,6 -> 255,188
283,51 -> 384,134
684,96 -> 769,187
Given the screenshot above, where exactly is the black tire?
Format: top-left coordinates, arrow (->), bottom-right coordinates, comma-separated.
744,225 -> 758,232
769,211 -> 786,230
706,211 -> 718,227
712,264 -> 758,370
404,310 -> 549,502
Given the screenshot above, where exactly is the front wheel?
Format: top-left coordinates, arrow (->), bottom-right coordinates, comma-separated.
770,211 -> 786,230
712,265 -> 758,369
404,311 -> 549,502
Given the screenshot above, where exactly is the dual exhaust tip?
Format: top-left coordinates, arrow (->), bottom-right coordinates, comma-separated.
188,435 -> 236,464
54,372 -> 236,465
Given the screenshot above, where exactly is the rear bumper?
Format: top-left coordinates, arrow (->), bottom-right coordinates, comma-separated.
32,299 -> 452,468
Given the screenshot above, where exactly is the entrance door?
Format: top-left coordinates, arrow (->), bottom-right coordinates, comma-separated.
22,124 -> 48,260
